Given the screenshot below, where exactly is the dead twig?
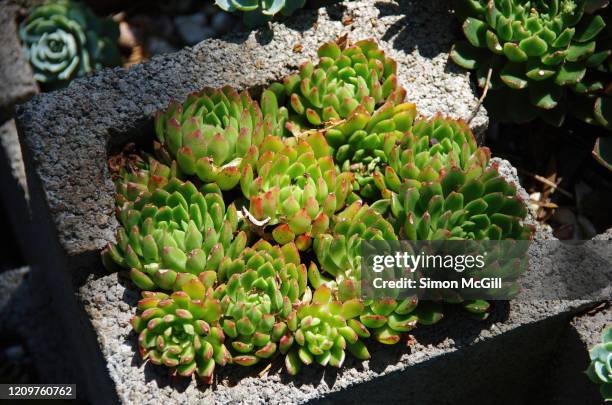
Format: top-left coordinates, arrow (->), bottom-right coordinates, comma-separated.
519,168 -> 574,199
468,67 -> 492,125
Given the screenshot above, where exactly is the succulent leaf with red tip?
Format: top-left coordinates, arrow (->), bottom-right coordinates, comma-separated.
131,277 -> 230,384
271,39 -> 406,130
215,240 -> 308,364
154,86 -> 288,190
103,175 -> 247,291
284,285 -> 370,375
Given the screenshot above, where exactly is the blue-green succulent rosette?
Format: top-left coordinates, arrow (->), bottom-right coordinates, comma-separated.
586,326 -> 612,401
215,0 -> 306,27
19,0 -> 121,89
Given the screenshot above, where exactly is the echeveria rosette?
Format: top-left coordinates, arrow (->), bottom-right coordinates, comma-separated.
154,87 -> 288,190
130,277 -> 230,384
451,0 -> 608,125
102,176 -> 247,291
586,326 -> 612,401
214,0 -> 306,27
240,132 -> 354,250
216,240 -> 307,365
388,165 -> 534,241
324,102 -> 418,200
19,0 -> 120,89
284,285 -> 370,375
373,115 -> 489,199
272,39 -> 407,131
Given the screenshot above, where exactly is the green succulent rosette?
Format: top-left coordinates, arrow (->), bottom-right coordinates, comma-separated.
215,240 -> 307,365
271,39 -> 407,130
103,174 -> 247,291
240,132 -> 354,249
310,200 -> 397,300
154,87 -> 288,190
387,164 -> 533,240
322,102 -> 418,199
284,285 -> 370,375
131,277 -> 230,384
451,0 -> 609,125
19,0 -> 120,89
586,326 -> 612,401
372,115 -> 489,199
214,0 -> 306,28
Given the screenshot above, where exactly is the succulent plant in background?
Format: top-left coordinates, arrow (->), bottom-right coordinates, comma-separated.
102,174 -> 247,291
215,240 -> 308,365
154,87 -> 288,191
270,39 -> 407,131
240,132 -> 354,249
284,285 -> 370,375
585,326 -> 612,401
131,277 -> 230,384
572,3 -> 611,128
214,0 -> 306,27
19,0 -> 121,89
451,0 -> 609,125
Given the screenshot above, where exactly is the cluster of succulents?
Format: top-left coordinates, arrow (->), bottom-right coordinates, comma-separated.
451,0 -> 610,126
104,38 -> 533,382
19,0 -> 121,89
586,326 -> 612,401
214,0 -> 306,27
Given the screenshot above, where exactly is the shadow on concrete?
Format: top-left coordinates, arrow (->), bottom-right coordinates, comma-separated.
222,2 -> 346,47
375,0 -> 460,60
530,312 -> 605,405
309,311 -> 571,405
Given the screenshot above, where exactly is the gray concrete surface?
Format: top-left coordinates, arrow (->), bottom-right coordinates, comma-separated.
14,0 -> 488,262
0,2 -> 38,122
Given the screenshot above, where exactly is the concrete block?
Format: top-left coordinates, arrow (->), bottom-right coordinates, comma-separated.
0,2 -> 38,122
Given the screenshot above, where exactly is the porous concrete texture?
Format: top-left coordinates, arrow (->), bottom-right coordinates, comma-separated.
0,1 -> 38,122
15,0 -> 488,262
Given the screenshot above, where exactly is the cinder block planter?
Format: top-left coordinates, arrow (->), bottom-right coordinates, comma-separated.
12,1 -> 599,404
